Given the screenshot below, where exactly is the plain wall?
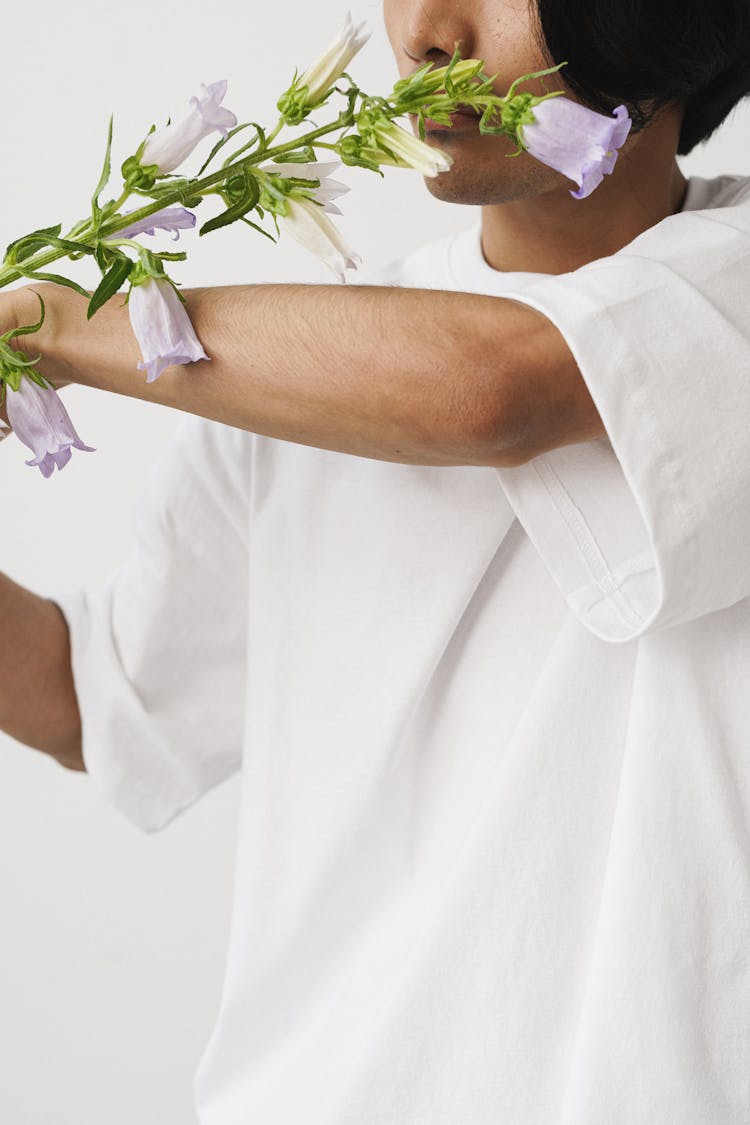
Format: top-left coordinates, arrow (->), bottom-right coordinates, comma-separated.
2,2 -> 749,1121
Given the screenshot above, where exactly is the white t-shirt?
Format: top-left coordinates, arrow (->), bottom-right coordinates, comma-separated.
53,171 -> 750,1124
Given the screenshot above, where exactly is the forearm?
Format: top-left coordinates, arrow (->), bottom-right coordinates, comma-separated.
0,572 -> 84,771
18,282 -> 545,467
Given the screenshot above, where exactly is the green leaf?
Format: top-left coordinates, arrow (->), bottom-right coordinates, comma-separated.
87,257 -> 134,320
225,173 -> 248,204
5,224 -> 62,265
157,251 -> 188,262
42,236 -> 96,256
4,351 -> 43,369
5,230 -> 94,267
94,242 -> 115,271
221,122 -> 266,168
17,269 -> 91,298
24,367 -> 51,390
0,292 -> 46,342
197,121 -> 257,177
141,248 -> 165,277
200,169 -> 261,236
91,115 -> 114,225
238,217 -> 277,243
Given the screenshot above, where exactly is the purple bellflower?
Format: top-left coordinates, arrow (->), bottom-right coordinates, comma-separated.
109,206 -> 197,241
5,378 -> 95,478
140,81 -> 238,174
519,97 -> 632,199
128,277 -> 209,383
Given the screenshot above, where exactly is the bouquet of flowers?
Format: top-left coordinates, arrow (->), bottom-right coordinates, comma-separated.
0,10 -> 631,479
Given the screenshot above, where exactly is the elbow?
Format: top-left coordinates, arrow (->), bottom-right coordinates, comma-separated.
435,296 -> 537,469
448,295 -> 595,470
464,401 -> 533,468
52,729 -> 86,773
445,361 -> 531,470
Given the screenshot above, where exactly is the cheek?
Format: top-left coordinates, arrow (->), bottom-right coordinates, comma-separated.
478,4 -> 552,97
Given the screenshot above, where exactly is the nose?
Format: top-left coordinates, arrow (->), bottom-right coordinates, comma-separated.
399,3 -> 476,69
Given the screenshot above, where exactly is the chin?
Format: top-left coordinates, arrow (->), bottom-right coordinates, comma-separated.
423,170 -> 526,207
422,159 -> 565,207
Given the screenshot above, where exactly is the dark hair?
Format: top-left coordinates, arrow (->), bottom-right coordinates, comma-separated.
531,0 -> 750,155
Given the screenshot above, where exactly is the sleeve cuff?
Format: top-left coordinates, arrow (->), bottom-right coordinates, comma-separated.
495,253 -> 750,643
52,586 -> 235,834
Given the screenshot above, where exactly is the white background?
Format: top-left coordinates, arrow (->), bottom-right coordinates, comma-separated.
2,1 -> 749,1121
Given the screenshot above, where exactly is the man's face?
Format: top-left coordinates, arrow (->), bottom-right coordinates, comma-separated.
382,0 -> 578,205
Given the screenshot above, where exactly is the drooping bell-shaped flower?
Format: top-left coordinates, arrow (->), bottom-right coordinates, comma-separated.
109,206 -> 197,241
127,277 -> 209,383
263,160 -> 351,215
370,119 -> 454,177
281,196 -> 361,282
261,159 -> 359,279
140,81 -> 238,174
519,97 -> 632,199
4,377 -> 95,478
297,11 -> 371,106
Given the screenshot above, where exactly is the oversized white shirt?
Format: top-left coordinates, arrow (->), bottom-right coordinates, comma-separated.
53,172 -> 750,1124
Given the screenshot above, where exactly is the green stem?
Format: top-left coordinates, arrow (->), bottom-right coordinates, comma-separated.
0,80 -> 541,293
99,237 -> 147,252
262,118 -> 286,149
105,189 -> 133,218
0,117 -> 352,290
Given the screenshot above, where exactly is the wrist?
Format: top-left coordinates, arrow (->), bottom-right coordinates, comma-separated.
12,282 -> 79,389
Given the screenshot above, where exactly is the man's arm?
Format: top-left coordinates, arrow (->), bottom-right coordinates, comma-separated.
0,572 -> 84,771
10,281 -> 603,468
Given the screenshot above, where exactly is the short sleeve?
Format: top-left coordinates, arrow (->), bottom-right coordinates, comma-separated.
50,414 -> 252,833
494,180 -> 750,644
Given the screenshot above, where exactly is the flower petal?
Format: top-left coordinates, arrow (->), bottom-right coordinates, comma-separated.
128,278 -> 210,382
109,206 -> 197,241
281,198 -> 361,282
262,160 -> 352,217
520,98 -> 632,199
189,80 -> 238,136
298,11 -> 371,105
5,378 -> 95,477
141,80 -> 238,174
373,121 -> 453,176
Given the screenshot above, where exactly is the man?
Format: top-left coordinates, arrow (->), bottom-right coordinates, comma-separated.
3,0 -> 750,1121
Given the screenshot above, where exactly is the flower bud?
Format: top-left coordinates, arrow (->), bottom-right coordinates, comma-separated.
297,10 -> 370,106
369,119 -> 454,177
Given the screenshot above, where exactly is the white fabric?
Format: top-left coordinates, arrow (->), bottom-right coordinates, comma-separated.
52,172 -> 750,1124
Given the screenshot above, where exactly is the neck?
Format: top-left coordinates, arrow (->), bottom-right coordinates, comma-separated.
480,108 -> 689,275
